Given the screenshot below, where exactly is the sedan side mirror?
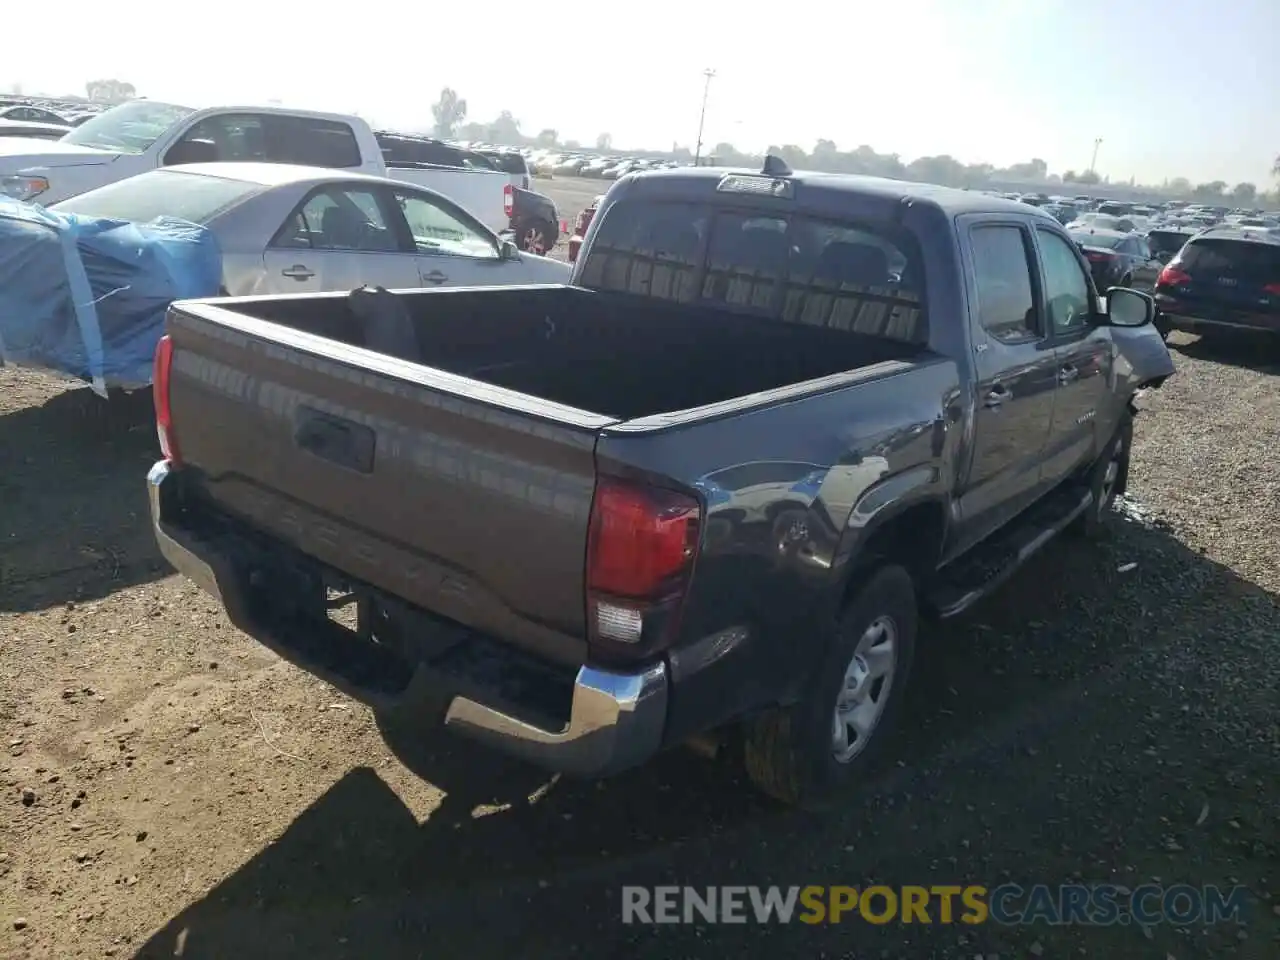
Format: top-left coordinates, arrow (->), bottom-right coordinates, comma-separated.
498,238 -> 520,261
1105,286 -> 1154,327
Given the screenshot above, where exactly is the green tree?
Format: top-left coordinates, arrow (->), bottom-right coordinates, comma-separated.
1075,169 -> 1101,185
595,132 -> 613,151
1191,181 -> 1227,200
486,111 -> 522,145
1062,169 -> 1078,182
1168,177 -> 1191,195
535,128 -> 558,146
1230,182 -> 1257,204
431,87 -> 467,139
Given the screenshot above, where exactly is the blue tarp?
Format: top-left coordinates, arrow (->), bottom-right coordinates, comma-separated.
0,199 -> 222,395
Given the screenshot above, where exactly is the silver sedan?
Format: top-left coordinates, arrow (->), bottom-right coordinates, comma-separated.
50,162 -> 570,295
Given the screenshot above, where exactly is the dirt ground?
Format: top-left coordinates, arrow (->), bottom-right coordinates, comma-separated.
2,326 -> 1278,960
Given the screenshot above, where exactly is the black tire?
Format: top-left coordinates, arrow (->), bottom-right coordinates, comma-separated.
1069,411 -> 1133,539
743,564 -> 918,807
516,219 -> 555,256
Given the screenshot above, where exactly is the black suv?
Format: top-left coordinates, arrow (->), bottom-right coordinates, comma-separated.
1153,226 -> 1280,338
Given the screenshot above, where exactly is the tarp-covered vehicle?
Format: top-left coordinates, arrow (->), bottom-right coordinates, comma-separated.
0,199 -> 221,396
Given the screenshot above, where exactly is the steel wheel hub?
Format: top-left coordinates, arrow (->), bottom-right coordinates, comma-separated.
832,615 -> 897,763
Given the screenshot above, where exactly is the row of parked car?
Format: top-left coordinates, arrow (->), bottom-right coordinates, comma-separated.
986,193 -> 1279,341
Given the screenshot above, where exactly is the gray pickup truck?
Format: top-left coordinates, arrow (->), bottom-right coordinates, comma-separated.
146,158 -> 1175,805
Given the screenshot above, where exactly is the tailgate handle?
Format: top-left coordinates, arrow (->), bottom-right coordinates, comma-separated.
294,406 -> 376,474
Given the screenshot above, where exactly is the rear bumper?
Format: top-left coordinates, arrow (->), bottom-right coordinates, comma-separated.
1155,295 -> 1280,334
147,459 -> 668,777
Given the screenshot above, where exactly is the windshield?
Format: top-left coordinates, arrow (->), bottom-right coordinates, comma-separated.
62,100 -> 195,154
51,169 -> 262,224
1071,232 -> 1124,249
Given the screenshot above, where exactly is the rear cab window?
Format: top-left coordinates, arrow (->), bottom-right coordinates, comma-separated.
578,199 -> 926,344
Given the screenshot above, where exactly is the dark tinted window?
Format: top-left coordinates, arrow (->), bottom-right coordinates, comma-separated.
481,152 -> 530,174
1098,202 -> 1132,215
1179,238 -> 1280,280
265,116 -> 362,167
970,226 -> 1038,343
377,135 -> 469,167
1148,231 -> 1191,257
168,113 -> 362,168
578,200 -> 925,343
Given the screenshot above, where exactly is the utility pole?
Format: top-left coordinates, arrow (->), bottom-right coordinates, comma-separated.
693,68 -> 716,167
1089,137 -> 1103,175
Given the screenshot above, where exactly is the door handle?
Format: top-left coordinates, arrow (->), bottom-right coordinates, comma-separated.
281,264 -> 314,280
984,384 -> 1012,408
420,270 -> 449,285
1058,364 -> 1079,384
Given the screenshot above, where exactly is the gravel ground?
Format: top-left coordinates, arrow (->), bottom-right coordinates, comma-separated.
1,325 -> 1278,960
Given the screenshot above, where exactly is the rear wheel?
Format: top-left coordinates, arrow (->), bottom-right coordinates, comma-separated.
743,564 -> 917,807
517,219 -> 555,256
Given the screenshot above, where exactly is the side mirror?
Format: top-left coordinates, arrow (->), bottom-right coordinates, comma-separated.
498,238 -> 520,261
1105,286 -> 1154,327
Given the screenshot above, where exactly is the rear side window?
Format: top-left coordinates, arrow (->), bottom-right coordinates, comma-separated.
264,116 -> 362,168
1177,238 -> 1280,280
579,200 -> 926,344
970,226 -> 1038,343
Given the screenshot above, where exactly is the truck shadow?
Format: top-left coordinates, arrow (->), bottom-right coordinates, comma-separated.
131,503 -> 1280,959
0,385 -> 167,612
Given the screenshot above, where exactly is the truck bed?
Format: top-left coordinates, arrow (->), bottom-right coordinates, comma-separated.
159,284 -> 930,673
220,284 -> 925,421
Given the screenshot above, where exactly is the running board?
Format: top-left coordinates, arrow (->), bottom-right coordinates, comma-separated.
927,487 -> 1094,619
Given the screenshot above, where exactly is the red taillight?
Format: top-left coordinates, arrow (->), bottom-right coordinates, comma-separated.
503,184 -> 514,219
1263,283 -> 1280,296
152,334 -> 181,465
586,478 -> 701,655
1157,265 -> 1192,287
1085,252 -> 1113,262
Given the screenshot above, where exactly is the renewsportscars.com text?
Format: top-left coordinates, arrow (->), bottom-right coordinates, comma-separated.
621,884 -> 1249,927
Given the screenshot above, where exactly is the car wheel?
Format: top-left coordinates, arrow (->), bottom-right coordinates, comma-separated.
1070,411 -> 1132,539
743,564 -> 917,807
517,219 -> 555,256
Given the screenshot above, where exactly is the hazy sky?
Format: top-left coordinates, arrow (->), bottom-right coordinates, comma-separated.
7,0 -> 1277,186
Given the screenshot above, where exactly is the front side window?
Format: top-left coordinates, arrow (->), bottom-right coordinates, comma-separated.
273,187 -> 398,252
1037,229 -> 1093,334
393,190 -> 498,259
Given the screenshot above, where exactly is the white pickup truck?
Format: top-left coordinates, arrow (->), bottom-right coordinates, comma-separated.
0,101 -> 516,234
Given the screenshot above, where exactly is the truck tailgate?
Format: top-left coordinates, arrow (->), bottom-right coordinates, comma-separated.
164,302 -> 612,668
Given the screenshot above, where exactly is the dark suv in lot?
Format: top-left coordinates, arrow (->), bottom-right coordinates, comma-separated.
1154,226 -> 1280,338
